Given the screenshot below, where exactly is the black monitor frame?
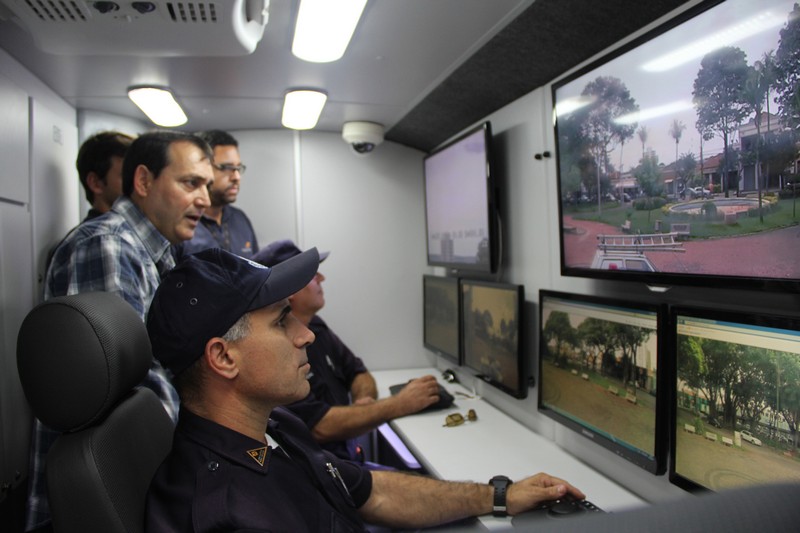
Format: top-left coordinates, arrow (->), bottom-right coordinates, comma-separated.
460,278 -> 526,399
538,290 -> 667,474
668,303 -> 800,492
424,121 -> 498,274
422,274 -> 461,365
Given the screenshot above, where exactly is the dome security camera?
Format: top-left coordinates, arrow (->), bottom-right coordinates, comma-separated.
342,122 -> 384,155
92,1 -> 120,13
131,2 -> 157,14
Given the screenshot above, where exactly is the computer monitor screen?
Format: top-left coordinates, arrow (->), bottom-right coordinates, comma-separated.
552,0 -> 800,293
424,122 -> 497,273
461,279 -> 526,398
538,290 -> 665,474
671,305 -> 800,492
423,275 -> 460,364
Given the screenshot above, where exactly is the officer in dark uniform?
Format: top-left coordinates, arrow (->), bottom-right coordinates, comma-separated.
253,239 -> 440,464
145,247 -> 585,531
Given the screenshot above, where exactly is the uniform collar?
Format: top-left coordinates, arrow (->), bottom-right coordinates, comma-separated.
178,407 -> 275,474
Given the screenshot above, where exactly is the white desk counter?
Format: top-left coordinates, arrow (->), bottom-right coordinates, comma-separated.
373,368 -> 647,529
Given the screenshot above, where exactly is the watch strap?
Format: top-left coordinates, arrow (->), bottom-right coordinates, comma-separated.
489,475 -> 512,517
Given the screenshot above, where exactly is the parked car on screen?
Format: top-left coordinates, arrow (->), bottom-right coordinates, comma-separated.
590,250 -> 656,272
689,186 -> 711,199
740,430 -> 762,446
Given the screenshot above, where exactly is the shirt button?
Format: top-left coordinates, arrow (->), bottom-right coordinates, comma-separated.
207,461 -> 219,471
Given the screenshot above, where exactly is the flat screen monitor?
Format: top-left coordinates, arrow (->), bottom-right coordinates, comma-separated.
424,122 -> 497,273
461,279 -> 526,398
670,305 -> 800,492
422,275 -> 461,364
552,0 -> 800,292
538,290 -> 665,474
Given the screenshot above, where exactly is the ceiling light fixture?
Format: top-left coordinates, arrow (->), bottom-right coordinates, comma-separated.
127,85 -> 188,127
641,10 -> 783,72
292,0 -> 368,63
282,90 -> 328,130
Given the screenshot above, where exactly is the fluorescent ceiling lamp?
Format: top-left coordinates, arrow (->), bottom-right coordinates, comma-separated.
615,100 -> 694,125
641,10 -> 784,72
554,95 -> 596,118
282,90 -> 328,130
292,0 -> 368,63
127,86 -> 188,127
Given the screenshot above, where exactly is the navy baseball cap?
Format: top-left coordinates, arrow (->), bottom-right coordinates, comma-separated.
147,247 -> 319,376
252,239 -> 329,267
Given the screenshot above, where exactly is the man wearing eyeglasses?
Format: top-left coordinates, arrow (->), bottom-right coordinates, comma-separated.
174,129 -> 259,260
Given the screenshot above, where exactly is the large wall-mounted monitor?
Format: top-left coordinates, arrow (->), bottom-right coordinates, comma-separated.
670,305 -> 800,492
538,290 -> 666,474
552,0 -> 800,292
461,279 -> 526,399
424,122 -> 498,273
422,275 -> 461,365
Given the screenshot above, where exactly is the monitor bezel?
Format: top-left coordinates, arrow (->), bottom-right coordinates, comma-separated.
423,121 -> 498,274
668,303 -> 800,492
537,289 -> 667,475
460,278 -> 527,399
422,274 -> 462,365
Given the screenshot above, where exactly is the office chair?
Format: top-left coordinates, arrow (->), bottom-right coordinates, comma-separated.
17,292 -> 174,533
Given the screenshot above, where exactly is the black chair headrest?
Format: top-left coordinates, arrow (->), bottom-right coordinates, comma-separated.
17,292 -> 152,432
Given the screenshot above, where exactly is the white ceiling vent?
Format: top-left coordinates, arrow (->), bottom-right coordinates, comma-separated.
1,0 -> 269,56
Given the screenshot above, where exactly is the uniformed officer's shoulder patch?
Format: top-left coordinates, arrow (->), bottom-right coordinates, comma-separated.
246,446 -> 268,467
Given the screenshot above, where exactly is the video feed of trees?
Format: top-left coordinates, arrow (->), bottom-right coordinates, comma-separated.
556,0 -> 800,280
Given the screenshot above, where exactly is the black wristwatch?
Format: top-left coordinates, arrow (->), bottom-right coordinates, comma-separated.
489,475 -> 512,517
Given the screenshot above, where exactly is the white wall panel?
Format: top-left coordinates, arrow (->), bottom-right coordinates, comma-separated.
0,72 -> 29,204
299,133 -> 430,371
0,201 -> 33,507
30,100 -> 79,302
234,129 -> 298,247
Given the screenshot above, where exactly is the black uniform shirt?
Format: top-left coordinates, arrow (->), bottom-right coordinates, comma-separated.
145,406 -> 372,532
286,316 -> 369,460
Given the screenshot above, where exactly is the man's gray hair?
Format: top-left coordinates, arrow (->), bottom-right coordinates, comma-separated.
223,312 -> 251,343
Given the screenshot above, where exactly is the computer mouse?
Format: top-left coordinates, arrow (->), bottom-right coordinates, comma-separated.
388,381 -> 454,411
546,498 -> 583,517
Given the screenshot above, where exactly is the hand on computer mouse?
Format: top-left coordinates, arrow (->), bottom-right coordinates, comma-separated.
392,375 -> 441,415
506,473 -> 586,516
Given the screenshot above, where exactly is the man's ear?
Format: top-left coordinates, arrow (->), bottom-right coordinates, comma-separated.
86,171 -> 105,195
132,164 -> 153,198
204,337 -> 239,379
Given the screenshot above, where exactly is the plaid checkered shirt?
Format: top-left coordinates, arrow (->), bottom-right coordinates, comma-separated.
25,196 -> 179,531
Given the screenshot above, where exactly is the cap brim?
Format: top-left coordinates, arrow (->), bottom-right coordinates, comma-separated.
247,247 -> 320,312
319,250 -> 330,263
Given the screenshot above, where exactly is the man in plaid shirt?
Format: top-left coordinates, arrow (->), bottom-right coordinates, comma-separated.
24,130 -> 214,532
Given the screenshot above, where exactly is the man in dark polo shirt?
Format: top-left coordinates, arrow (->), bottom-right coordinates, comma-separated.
145,248 -> 585,531
173,129 -> 259,260
254,239 -> 440,464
